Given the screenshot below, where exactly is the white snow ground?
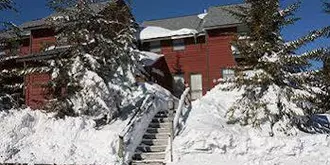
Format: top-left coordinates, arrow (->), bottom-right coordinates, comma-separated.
169,84 -> 330,165
0,83 -> 171,165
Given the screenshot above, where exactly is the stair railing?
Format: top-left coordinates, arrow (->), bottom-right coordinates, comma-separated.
117,92 -> 155,161
173,87 -> 191,136
169,87 -> 191,161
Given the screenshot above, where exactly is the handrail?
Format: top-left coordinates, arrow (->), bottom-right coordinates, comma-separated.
169,87 -> 191,162
173,87 -> 191,136
117,92 -> 155,160
119,94 -> 153,137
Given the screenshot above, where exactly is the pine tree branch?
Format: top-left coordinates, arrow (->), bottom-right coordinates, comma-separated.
0,0 -> 16,11
285,26 -> 330,51
324,1 -> 330,13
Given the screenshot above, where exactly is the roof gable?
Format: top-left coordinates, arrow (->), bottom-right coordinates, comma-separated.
143,14 -> 204,32
203,4 -> 248,29
142,3 -> 248,38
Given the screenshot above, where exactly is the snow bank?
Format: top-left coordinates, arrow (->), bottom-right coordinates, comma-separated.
169,84 -> 330,165
0,83 -> 171,165
140,26 -> 198,40
0,108 -> 122,164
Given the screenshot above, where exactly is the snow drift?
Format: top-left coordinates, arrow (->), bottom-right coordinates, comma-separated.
0,83 -> 171,165
169,83 -> 330,165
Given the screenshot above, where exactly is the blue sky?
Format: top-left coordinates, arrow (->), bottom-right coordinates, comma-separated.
1,0 -> 329,68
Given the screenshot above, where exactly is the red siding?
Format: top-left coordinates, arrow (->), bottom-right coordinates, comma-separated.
25,28 -> 55,109
207,28 -> 237,88
20,38 -> 30,55
25,73 -> 51,109
159,37 -> 209,94
146,27 -> 237,95
31,29 -> 56,53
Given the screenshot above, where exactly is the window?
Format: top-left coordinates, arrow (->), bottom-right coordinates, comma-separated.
237,25 -> 249,37
222,69 -> 235,79
149,41 -> 161,53
0,42 -> 6,56
231,45 -> 239,55
173,39 -> 185,51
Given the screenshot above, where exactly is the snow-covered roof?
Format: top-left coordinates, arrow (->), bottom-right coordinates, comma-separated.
197,13 -> 208,19
139,26 -> 198,41
141,3 -> 248,40
138,51 -> 164,66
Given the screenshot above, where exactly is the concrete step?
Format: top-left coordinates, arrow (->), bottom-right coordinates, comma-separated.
131,160 -> 164,165
155,113 -> 169,118
136,145 -> 167,152
149,122 -> 170,128
157,111 -> 169,115
133,152 -> 166,160
143,133 -> 169,139
152,117 -> 170,123
141,139 -> 168,146
146,127 -> 170,134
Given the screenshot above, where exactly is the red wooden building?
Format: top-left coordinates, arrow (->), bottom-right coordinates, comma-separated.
0,2 -> 248,109
139,4 -> 248,99
0,1 -> 173,109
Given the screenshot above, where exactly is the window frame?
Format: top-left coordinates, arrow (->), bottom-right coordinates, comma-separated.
222,68 -> 235,79
149,40 -> 161,53
172,39 -> 185,51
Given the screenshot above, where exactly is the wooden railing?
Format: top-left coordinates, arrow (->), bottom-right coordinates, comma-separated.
169,87 -> 191,162
117,93 -> 155,160
173,87 -> 191,136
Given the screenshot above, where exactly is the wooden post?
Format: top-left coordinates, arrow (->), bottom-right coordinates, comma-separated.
169,99 -> 174,162
118,136 -> 124,159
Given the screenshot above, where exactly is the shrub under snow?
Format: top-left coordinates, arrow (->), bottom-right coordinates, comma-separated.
0,83 -> 171,165
170,83 -> 330,165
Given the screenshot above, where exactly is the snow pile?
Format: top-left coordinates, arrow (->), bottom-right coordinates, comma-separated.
140,26 -> 198,40
170,84 -> 330,165
0,83 -> 171,165
0,109 -> 122,164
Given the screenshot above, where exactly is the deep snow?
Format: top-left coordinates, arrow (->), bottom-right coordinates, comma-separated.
169,83 -> 330,165
0,83 -> 171,165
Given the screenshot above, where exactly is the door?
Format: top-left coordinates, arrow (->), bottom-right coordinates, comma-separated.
190,74 -> 203,100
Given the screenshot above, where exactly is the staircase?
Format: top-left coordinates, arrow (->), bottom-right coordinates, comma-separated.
131,110 -> 172,165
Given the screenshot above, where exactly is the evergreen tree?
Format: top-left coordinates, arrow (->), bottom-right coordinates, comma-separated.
0,0 -> 23,110
325,1 -> 330,13
0,0 -> 14,11
301,0 -> 330,115
226,0 -> 329,135
0,0 -> 16,30
173,54 -> 183,75
45,0 -> 140,120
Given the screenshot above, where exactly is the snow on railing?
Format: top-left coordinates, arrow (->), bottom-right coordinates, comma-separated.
173,87 -> 191,136
117,88 -> 170,164
118,93 -> 154,160
168,87 -> 191,162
